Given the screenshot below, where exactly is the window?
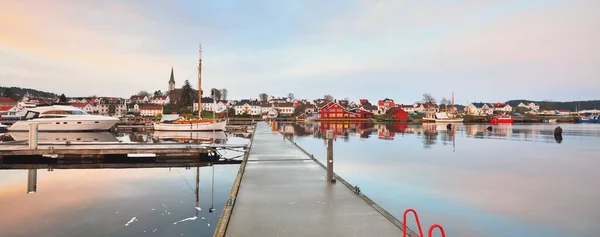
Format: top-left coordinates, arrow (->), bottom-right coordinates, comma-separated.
77,122 -> 82,124
63,122 -> 67,124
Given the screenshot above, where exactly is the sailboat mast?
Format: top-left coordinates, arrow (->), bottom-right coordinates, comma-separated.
452,92 -> 455,114
198,45 -> 203,117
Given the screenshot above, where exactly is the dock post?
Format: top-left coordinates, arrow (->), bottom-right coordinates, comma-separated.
27,169 -> 37,194
326,130 -> 335,183
28,123 -> 38,150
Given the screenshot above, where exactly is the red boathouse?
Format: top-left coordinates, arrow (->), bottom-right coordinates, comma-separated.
318,101 -> 373,120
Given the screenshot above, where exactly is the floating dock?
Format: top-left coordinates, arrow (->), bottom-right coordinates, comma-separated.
0,143 -> 247,159
215,122 -> 413,237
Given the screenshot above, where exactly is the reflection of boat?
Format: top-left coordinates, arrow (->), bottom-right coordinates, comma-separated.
8,132 -> 119,142
8,105 -> 119,131
422,113 -> 464,123
152,131 -> 227,142
489,114 -> 514,124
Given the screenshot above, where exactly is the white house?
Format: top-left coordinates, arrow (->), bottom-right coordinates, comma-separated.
234,100 -> 262,115
399,104 -> 415,113
465,103 -> 494,115
413,103 -> 426,113
150,96 -> 170,105
128,95 -> 149,104
139,104 -> 163,117
275,102 -> 295,117
98,99 -> 126,116
491,102 -> 512,112
518,102 -> 540,111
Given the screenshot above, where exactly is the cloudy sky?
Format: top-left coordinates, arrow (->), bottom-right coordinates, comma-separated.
1,0 -> 598,104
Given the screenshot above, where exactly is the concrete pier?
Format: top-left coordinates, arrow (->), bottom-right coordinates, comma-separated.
220,122 -> 408,237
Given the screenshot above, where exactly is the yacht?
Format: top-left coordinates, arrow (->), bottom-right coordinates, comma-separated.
8,105 -> 119,132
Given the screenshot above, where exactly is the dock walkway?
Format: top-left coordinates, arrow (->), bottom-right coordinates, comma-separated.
222,123 -> 405,237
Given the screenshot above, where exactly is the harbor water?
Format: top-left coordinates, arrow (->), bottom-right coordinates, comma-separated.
0,132 -> 250,237
284,122 -> 600,237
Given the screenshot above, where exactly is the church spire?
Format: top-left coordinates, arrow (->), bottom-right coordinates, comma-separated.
168,67 -> 176,92
169,67 -> 175,84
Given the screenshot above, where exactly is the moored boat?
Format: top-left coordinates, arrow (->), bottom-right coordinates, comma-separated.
8,105 -> 119,132
422,112 -> 464,123
153,116 -> 227,131
489,114 -> 514,124
578,115 -> 598,124
153,45 -> 227,131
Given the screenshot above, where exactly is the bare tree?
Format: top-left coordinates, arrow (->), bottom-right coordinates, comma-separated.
422,93 -> 436,104
440,97 -> 449,106
323,94 -> 334,102
288,93 -> 295,100
220,89 -> 228,100
137,90 -> 152,98
211,88 -> 221,100
259,93 -> 269,102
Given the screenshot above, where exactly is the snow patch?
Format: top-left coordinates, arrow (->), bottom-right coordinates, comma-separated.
173,216 -> 198,225
125,217 -> 138,226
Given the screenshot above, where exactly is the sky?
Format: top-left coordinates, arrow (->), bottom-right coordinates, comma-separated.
0,0 -> 598,104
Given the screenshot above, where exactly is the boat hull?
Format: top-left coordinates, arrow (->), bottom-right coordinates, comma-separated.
8,116 -> 119,132
9,132 -> 119,142
578,117 -> 597,124
489,118 -> 514,124
422,118 -> 464,123
153,121 -> 227,131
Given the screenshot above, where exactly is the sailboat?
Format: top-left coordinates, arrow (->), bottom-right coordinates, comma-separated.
422,93 -> 464,123
154,45 -> 228,131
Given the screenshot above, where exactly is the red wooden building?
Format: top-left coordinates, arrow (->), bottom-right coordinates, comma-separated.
318,101 -> 373,120
386,107 -> 409,121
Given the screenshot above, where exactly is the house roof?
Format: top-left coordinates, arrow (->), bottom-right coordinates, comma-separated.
275,102 -> 294,108
236,99 -> 261,106
153,96 -> 168,100
130,95 -> 147,100
139,104 -> 163,110
71,103 -> 90,108
491,102 -> 507,108
0,105 -> 15,111
201,97 -> 214,103
471,102 -> 493,108
0,97 -> 17,105
386,107 -> 408,114
399,104 -> 414,108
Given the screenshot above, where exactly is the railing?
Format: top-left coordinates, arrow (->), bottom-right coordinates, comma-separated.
403,208 -> 446,237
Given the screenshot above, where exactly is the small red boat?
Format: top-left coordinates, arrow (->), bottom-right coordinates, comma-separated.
489,114 -> 514,124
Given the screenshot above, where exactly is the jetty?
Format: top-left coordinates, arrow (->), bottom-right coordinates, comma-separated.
0,143 -> 247,159
214,122 -> 414,237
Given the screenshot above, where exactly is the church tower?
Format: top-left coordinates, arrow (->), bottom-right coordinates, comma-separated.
168,67 -> 175,92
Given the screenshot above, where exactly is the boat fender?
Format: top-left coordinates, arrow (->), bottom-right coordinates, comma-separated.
554,126 -> 563,135
487,126 -> 493,131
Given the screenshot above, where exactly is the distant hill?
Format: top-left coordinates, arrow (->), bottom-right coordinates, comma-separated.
507,100 -> 600,111
0,86 -> 59,99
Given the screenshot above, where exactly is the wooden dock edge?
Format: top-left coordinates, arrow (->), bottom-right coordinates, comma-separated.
286,137 -> 420,237
213,125 -> 256,237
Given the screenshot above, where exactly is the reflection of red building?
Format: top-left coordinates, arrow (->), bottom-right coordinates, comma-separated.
319,121 -> 370,136
389,122 -> 408,133
318,101 -> 373,120
386,107 -> 409,121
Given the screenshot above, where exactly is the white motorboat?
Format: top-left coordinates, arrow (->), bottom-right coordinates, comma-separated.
8,105 -> 119,132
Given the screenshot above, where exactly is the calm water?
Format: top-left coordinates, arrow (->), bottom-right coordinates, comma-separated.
0,131 -> 250,237
283,122 -> 600,237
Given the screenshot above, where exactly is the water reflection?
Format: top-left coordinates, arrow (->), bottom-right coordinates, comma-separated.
279,122 -> 598,146
8,132 -> 119,143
